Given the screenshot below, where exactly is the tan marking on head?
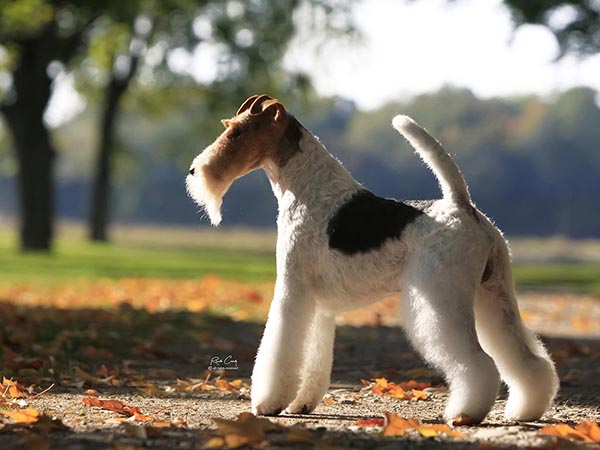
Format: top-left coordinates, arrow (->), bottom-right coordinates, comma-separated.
187,95 -> 303,225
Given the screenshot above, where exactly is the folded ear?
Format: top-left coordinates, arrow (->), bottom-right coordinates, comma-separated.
262,100 -> 286,123
236,95 -> 260,116
249,94 -> 275,115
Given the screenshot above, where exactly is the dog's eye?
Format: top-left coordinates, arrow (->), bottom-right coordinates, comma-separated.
229,128 -> 244,139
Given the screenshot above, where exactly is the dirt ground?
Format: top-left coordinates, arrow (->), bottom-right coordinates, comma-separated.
0,292 -> 599,450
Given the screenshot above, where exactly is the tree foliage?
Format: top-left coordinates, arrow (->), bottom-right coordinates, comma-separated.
503,0 -> 600,55
0,0 -> 355,248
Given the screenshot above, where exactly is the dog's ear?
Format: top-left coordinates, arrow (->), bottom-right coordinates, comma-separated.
249,94 -> 275,115
236,95 -> 260,116
262,100 -> 286,123
235,95 -> 258,116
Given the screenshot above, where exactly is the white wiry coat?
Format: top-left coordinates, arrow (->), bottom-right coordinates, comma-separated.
187,97 -> 558,425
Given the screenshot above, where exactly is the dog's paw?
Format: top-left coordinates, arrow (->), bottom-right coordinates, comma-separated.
285,401 -> 317,415
448,414 -> 481,427
252,402 -> 284,416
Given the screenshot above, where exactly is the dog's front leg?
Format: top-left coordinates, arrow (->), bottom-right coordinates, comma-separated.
285,307 -> 335,414
251,280 -> 314,416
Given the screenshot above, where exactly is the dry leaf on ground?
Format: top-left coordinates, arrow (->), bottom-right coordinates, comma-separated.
382,412 -> 466,439
210,412 -> 279,449
356,418 -> 385,427
0,407 -> 40,424
369,378 -> 430,401
540,421 -> 600,442
82,397 -> 154,421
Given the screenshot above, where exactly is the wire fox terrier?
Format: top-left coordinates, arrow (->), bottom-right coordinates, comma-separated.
186,94 -> 559,425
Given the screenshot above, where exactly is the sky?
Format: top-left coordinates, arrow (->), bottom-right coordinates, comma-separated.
284,0 -> 600,110
45,0 -> 600,125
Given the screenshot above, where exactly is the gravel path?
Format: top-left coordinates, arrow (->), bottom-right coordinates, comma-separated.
1,293 -> 598,449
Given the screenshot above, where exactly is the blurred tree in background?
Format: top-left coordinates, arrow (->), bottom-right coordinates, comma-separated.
503,0 -> 600,55
0,0 -> 355,250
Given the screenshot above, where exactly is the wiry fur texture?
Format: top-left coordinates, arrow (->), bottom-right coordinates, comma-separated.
187,96 -> 559,424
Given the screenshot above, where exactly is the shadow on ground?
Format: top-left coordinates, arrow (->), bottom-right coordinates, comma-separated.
1,302 -> 599,449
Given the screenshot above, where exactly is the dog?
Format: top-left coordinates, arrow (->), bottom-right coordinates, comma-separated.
186,94 -> 559,425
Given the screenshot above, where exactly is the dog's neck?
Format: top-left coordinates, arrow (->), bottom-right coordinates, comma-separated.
263,127 -> 361,219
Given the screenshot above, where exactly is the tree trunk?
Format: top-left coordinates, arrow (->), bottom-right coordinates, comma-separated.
89,76 -> 127,242
11,120 -> 54,251
89,48 -> 141,242
1,34 -> 56,251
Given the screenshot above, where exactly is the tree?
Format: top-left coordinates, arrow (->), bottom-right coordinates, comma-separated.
0,0 -> 354,249
0,0 -> 89,250
503,0 -> 600,56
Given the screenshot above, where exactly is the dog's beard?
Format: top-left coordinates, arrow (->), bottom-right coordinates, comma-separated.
186,172 -> 225,226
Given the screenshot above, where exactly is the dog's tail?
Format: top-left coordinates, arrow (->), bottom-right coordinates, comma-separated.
392,115 -> 471,207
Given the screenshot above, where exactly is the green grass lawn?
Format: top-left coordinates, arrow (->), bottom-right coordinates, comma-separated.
1,228 -> 600,295
0,230 -> 276,284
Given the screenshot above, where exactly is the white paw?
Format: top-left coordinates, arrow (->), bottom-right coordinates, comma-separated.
252,400 -> 285,416
284,373 -> 329,415
251,373 -> 298,416
285,400 -> 319,415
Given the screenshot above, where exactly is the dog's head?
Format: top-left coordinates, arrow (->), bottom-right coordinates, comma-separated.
186,94 -> 302,226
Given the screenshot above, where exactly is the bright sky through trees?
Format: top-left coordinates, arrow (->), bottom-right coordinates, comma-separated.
284,0 -> 600,109
46,0 -> 600,125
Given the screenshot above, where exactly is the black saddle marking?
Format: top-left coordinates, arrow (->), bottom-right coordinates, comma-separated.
327,190 -> 426,255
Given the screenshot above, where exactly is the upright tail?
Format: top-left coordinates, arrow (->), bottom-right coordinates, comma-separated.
392,115 -> 471,207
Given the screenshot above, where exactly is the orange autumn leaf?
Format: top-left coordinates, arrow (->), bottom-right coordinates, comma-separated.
131,411 -> 155,422
0,407 -> 40,424
398,380 -> 431,391
383,413 -> 421,436
1,377 -> 27,399
411,389 -> 428,400
540,421 -> 600,442
212,412 -> 279,449
383,412 -> 465,439
370,377 -> 429,401
134,382 -> 164,396
356,417 -> 385,427
416,423 -> 466,438
215,379 -> 239,392
576,421 -> 600,442
83,396 -> 154,421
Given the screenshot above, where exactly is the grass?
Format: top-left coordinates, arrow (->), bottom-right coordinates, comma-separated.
1,225 -> 600,295
0,227 -> 276,284
513,264 -> 600,296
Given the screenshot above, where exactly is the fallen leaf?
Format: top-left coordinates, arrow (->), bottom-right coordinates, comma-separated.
370,378 -> 429,401
416,423 -> 466,438
0,407 -> 40,424
215,379 -> 239,392
383,413 -> 420,436
1,377 -> 28,399
212,412 -> 279,448
134,383 -> 164,396
576,421 -> 600,442
203,436 -> 226,449
540,421 -> 600,442
383,412 -> 465,438
356,418 -> 385,427
83,397 -> 154,421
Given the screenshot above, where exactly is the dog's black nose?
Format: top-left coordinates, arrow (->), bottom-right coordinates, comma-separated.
189,167 -> 195,176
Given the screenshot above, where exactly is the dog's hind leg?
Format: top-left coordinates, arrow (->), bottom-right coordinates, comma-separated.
402,263 -> 500,425
251,280 -> 315,416
285,307 -> 335,414
474,244 -> 559,421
